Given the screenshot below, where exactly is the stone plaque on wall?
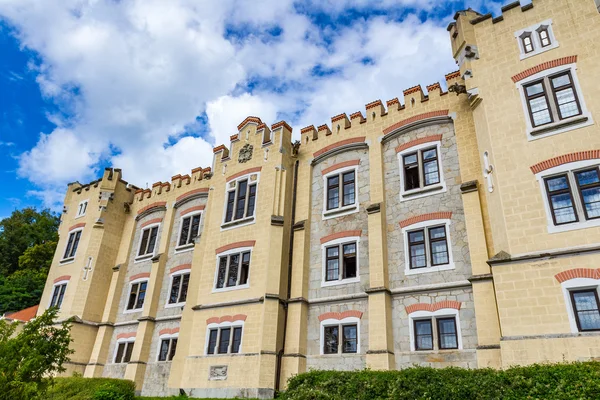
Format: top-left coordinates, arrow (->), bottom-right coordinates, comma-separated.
209,365 -> 228,381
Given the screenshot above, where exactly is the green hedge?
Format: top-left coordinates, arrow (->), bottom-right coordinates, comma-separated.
45,377 -> 136,400
279,362 -> 600,400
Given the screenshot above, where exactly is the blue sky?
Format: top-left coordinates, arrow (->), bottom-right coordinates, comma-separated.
0,0 -> 507,217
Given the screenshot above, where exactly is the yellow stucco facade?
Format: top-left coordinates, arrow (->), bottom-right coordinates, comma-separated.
36,0 -> 600,397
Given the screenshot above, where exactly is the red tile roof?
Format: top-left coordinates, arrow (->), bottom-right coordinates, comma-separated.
4,305 -> 39,322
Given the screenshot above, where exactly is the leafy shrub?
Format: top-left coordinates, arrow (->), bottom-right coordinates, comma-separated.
46,377 -> 135,400
280,362 -> 600,400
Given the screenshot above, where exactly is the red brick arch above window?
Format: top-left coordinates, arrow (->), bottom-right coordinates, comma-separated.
554,268 -> 600,283
69,223 -> 85,231
400,212 -> 452,229
206,314 -> 247,325
511,55 -> 577,83
530,151 -> 600,174
140,218 -> 162,229
130,272 -> 150,282
53,275 -> 71,284
382,110 -> 449,135
405,300 -> 461,314
321,160 -> 360,176
215,240 -> 256,255
320,230 -> 362,245
395,134 -> 443,153
159,327 -> 179,336
116,332 -> 136,340
170,264 -> 191,274
226,167 -> 262,183
181,205 -> 205,216
318,310 -> 363,322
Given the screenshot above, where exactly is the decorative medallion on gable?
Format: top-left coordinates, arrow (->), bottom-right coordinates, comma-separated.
238,143 -> 254,163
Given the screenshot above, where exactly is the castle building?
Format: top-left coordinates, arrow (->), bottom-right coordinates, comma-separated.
36,0 -> 600,397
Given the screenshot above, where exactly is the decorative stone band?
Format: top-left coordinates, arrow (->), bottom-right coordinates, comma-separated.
159,327 -> 180,336
140,218 -> 162,229
383,110 -> 449,136
130,272 -> 151,282
427,82 -> 442,92
399,212 -> 452,229
395,134 -> 443,153
226,167 -> 262,183
206,314 -> 247,325
215,240 -> 256,255
349,111 -> 366,123
554,268 -> 600,283
331,113 -> 347,123
176,188 -> 209,203
237,116 -> 262,131
116,332 -> 137,340
445,70 -> 461,81
272,120 -> 292,132
313,137 -> 366,158
181,205 -> 205,216
365,99 -> 383,110
511,55 -> 577,83
321,160 -> 360,176
69,223 -> 86,231
136,201 -> 167,216
170,264 -> 191,274
405,300 -> 461,314
213,144 -> 226,154
53,275 -> 71,283
318,310 -> 363,322
230,134 -> 239,141
320,230 -> 362,245
403,85 -> 422,96
530,150 -> 600,174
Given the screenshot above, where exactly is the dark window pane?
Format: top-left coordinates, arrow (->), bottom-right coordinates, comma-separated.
326,246 -> 339,282
545,175 -> 577,225
158,339 -> 169,361
232,327 -> 242,354
70,231 -> 81,257
437,318 -> 458,349
225,191 -> 236,222
429,226 -> 449,266
138,229 -> 149,256
136,282 -> 147,309
216,257 -> 227,289
227,254 -> 240,287
572,291 -> 600,331
64,232 -> 75,259
414,320 -> 433,350
207,329 -> 218,354
190,215 -> 201,242
169,275 -> 181,304
342,172 -> 355,206
218,328 -> 231,354
409,230 -> 424,243
179,217 -> 190,246
577,169 -> 600,219
239,252 -> 250,285
50,286 -> 60,307
327,176 -> 339,210
179,274 -> 190,303
404,153 -> 419,190
247,184 -> 257,217
115,343 -> 125,363
343,243 -> 357,279
235,180 -> 248,220
123,342 -> 134,363
146,227 -> 158,255
127,283 -> 139,310
409,230 -> 426,269
323,326 -> 339,354
342,325 -> 357,353
169,339 -> 178,361
57,284 -> 67,308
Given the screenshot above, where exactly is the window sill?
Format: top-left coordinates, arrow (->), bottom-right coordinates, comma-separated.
134,254 -> 154,263
59,257 -> 75,265
123,308 -> 143,314
322,204 -> 359,220
165,302 -> 185,309
212,284 -> 249,294
317,352 -> 361,356
400,184 -> 446,202
404,264 -> 455,276
174,243 -> 195,254
547,217 -> 600,234
321,277 -> 360,288
528,115 -> 592,141
220,216 -> 255,231
411,348 -> 462,353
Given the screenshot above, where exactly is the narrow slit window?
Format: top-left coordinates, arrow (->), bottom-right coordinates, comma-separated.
537,26 -> 551,47
521,32 -> 534,53
575,168 -> 600,220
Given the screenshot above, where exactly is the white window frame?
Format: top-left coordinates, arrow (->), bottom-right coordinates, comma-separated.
123,277 -> 149,314
402,218 -> 454,276
322,165 -> 359,220
221,172 -> 260,231
75,199 -> 89,218
319,316 -> 361,355
156,332 -> 179,362
560,277 -> 600,333
165,269 -> 191,309
175,211 -> 202,253
408,308 -> 462,352
517,63 -> 593,141
135,222 -> 161,262
397,141 -> 447,202
61,228 -> 83,263
113,338 -> 135,364
212,247 -> 252,293
48,280 -> 68,309
514,19 -> 559,60
204,321 -> 245,355
321,236 -> 360,287
535,159 -> 600,234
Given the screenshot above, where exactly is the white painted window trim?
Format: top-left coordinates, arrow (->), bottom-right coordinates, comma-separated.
397,141 -> 447,202
165,269 -> 191,309
212,246 -> 253,293
320,236 -> 361,287
516,63 -> 593,141
175,211 -> 203,253
204,320 -> 245,355
156,332 -> 179,362
48,280 -> 69,309
560,277 -> 600,334
319,316 -> 361,355
514,19 -> 559,60
75,199 -> 89,218
123,277 -> 149,314
401,218 -> 455,276
221,172 -> 260,231
134,222 -> 161,262
408,308 -> 462,352
113,338 -> 135,364
60,228 -> 83,263
535,159 -> 600,234
322,165 -> 360,220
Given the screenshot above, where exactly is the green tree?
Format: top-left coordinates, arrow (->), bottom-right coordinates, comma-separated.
0,269 -> 49,314
0,207 -> 59,276
0,307 -> 73,399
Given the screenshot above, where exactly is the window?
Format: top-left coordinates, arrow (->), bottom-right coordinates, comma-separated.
514,20 -> 558,60
521,32 -> 534,53
408,226 -> 449,269
126,280 -> 148,311
397,142 -> 446,200
178,213 -> 201,248
168,272 -> 190,305
224,173 -> 258,225
76,200 -> 88,218
570,290 -> 600,332
206,326 -> 243,355
411,315 -> 460,351
326,170 -> 356,211
537,26 -> 551,47
158,337 -> 178,361
114,341 -> 135,363
50,283 -> 67,308
325,242 -> 357,283
320,317 -> 360,355
62,230 -> 82,260
137,225 -> 159,258
215,250 -> 251,290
